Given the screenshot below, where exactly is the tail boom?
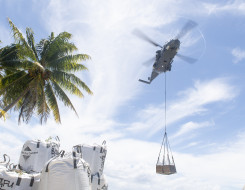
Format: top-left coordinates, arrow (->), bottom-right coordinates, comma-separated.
139,79 -> 151,84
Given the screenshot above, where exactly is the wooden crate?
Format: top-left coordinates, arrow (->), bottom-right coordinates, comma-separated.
156,164 -> 176,175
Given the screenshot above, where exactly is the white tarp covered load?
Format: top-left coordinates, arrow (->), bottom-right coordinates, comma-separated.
91,173 -> 108,190
0,167 -> 40,190
18,138 -> 60,173
73,141 -> 107,176
38,153 -> 91,190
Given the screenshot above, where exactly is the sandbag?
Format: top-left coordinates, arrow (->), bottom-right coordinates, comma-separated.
73,141 -> 107,176
38,153 -> 91,190
18,138 -> 60,173
0,167 -> 40,190
91,173 -> 108,190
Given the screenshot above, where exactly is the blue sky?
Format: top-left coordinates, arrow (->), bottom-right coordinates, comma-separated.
0,0 -> 245,189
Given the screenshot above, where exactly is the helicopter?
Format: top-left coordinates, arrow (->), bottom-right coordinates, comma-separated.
135,20 -> 198,84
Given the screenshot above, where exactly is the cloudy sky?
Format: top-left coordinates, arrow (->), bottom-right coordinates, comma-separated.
1,0 -> 245,189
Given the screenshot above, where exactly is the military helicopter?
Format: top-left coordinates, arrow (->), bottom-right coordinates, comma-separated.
135,20 -> 198,84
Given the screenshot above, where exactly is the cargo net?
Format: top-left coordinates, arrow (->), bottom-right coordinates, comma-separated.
156,132 -> 176,175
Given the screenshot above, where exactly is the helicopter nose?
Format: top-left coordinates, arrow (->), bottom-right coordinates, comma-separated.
175,39 -> 180,45
175,39 -> 180,48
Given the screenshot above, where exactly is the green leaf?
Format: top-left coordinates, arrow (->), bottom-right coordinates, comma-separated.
51,70 -> 92,95
0,21 -> 92,124
37,82 -> 50,124
45,81 -> 61,123
8,18 -> 37,61
46,54 -> 90,71
51,80 -> 78,116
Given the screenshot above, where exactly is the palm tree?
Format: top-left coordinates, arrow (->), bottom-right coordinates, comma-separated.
0,19 -> 92,124
0,40 -> 7,120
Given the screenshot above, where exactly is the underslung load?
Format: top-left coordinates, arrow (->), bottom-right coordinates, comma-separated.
156,132 -> 176,175
156,74 -> 176,175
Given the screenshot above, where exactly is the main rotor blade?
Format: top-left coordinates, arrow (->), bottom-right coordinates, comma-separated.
142,57 -> 155,66
133,29 -> 163,48
175,20 -> 198,39
176,53 -> 197,64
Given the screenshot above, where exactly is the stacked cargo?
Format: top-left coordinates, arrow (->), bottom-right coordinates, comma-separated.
37,153 -> 92,190
0,154 -> 40,190
18,138 -> 60,173
73,141 -> 108,190
0,168 -> 40,190
0,138 -> 108,190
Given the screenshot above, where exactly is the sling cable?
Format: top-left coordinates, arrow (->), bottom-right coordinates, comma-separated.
156,73 -> 176,175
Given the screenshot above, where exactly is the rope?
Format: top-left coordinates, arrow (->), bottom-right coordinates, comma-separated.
166,133 -> 175,165
157,73 -> 167,164
157,131 -> 165,164
156,72 -> 177,174
164,72 -> 167,133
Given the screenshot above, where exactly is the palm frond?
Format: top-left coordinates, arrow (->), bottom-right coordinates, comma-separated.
0,70 -> 26,89
0,44 -> 19,62
37,82 -> 50,124
45,81 -> 61,123
8,18 -> 27,46
0,74 -> 32,108
54,78 -> 84,98
36,39 -> 50,64
0,109 -> 6,121
8,18 -> 37,61
18,77 -> 40,124
41,32 -> 77,62
18,90 -> 36,124
51,70 -> 93,95
46,54 -> 90,71
0,80 -> 31,115
51,79 -> 78,116
0,59 -> 44,71
0,21 -> 92,124
26,27 -> 39,61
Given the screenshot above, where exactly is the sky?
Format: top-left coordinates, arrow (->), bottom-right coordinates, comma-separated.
0,0 -> 245,189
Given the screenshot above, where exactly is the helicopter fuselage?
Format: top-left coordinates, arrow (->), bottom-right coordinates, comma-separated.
138,20 -> 197,84
153,39 -> 180,73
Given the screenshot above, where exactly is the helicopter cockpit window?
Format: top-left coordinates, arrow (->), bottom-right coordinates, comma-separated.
156,50 -> 161,60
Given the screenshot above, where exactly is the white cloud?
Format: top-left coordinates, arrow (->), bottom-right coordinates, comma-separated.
35,0 -> 210,133
104,131 -> 245,190
1,0 -> 213,131
128,77 -> 238,136
0,1 -> 244,190
232,48 -> 245,64
203,0 -> 245,15
172,120 -> 214,138
1,127 -> 245,189
40,0 -> 157,121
